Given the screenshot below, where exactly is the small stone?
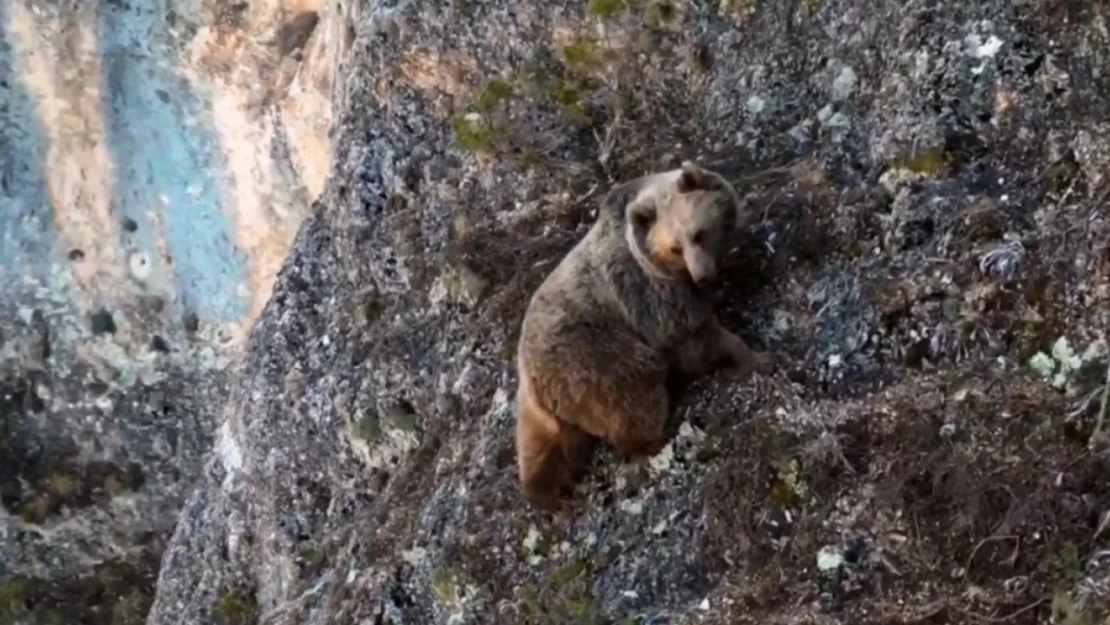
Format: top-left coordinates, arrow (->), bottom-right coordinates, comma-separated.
817,104 -> 835,123
831,66 -> 857,101
971,34 -> 1004,58
619,499 -> 644,515
522,525 -> 542,553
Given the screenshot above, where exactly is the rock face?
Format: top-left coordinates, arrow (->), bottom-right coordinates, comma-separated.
0,0 -> 330,622
11,0 -> 1110,623
140,0 -> 1110,624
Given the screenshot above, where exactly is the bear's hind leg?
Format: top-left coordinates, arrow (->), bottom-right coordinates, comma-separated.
594,383 -> 671,459
558,423 -> 594,482
516,381 -> 579,511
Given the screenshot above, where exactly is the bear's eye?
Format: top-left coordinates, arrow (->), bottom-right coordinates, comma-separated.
631,206 -> 656,229
670,244 -> 682,256
691,230 -> 705,245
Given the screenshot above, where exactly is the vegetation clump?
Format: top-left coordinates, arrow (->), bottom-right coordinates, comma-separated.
214,587 -> 258,625
519,557 -> 605,625
0,580 -> 27,625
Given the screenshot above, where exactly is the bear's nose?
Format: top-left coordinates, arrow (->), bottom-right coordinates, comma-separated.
691,269 -> 716,287
684,250 -> 716,286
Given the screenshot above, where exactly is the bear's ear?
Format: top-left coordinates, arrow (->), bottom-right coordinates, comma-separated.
602,177 -> 646,221
677,160 -> 711,193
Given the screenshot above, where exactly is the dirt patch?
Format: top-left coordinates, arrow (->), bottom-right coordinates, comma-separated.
694,366 -> 1110,624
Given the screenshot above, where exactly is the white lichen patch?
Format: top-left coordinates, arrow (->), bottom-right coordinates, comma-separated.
746,94 -> 767,116
770,308 -> 792,338
428,264 -> 488,309
522,524 -> 547,566
401,546 -> 428,566
646,421 -> 706,477
878,167 -> 928,194
1029,336 -> 1106,392
522,525 -> 541,552
964,33 -> 1004,75
1052,336 -> 1080,368
350,404 -> 424,472
1051,338 -> 1081,389
817,545 -> 845,571
76,333 -> 170,389
1028,351 -> 1056,379
966,33 -> 1004,59
776,457 -> 807,500
374,426 -> 421,466
215,420 -> 244,490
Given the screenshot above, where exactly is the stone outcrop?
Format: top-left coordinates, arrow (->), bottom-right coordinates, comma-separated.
0,0 -> 330,621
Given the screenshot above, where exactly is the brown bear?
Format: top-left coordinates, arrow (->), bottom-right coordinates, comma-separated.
513,161 -> 775,511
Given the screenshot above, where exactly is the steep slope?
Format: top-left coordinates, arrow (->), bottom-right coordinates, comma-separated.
137,0 -> 1110,623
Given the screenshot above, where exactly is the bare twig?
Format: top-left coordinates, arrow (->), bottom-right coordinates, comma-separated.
1066,386 -> 1102,422
1031,154 -> 1065,184
1090,182 -> 1110,211
963,535 -> 1018,579
1095,510 -> 1110,540
1055,175 -> 1079,211
904,601 -> 947,623
593,112 -> 622,171
951,597 -> 1048,623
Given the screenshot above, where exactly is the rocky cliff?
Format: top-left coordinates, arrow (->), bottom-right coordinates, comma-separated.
145,0 -> 1110,623
7,0 -> 1110,623
0,0 -> 330,622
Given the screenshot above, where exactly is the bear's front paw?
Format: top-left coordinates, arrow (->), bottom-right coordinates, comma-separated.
728,350 -> 778,381
750,350 -> 780,376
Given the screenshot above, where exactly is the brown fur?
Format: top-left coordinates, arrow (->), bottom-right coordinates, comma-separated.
513,161 -> 775,511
